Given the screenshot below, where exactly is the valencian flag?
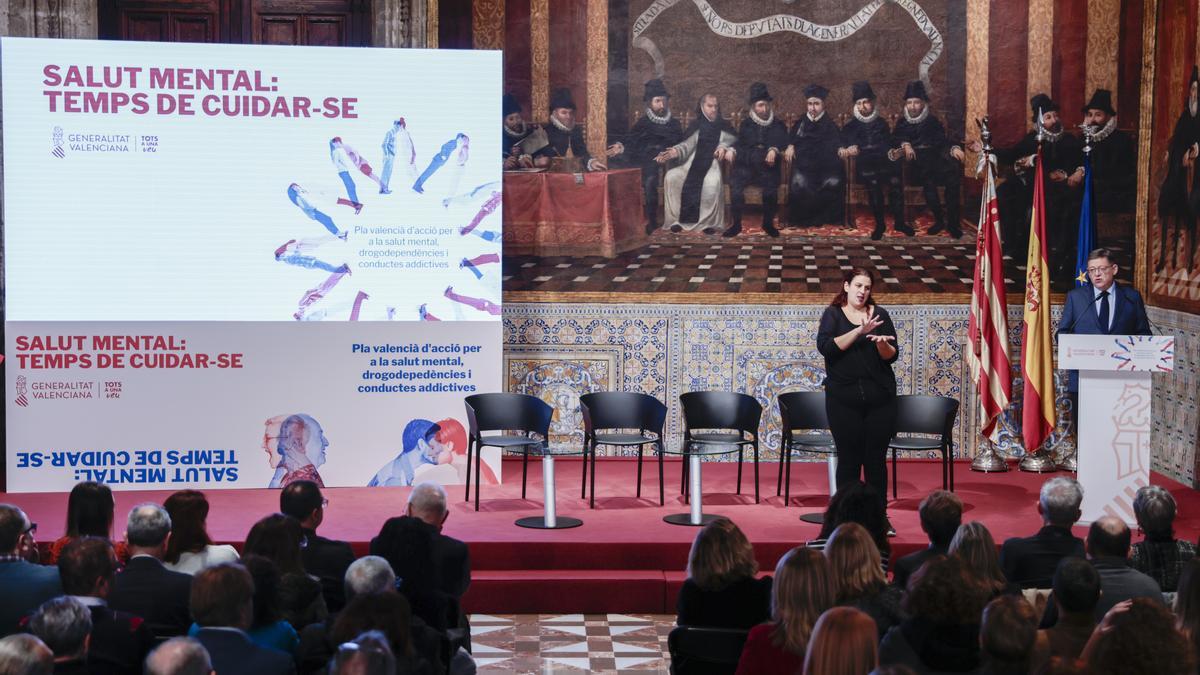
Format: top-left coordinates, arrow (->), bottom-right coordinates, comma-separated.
967,153 -> 1012,441
1020,147 -> 1057,452
1074,151 -> 1097,286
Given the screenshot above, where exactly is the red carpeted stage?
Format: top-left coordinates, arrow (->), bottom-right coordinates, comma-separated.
4,458 -> 1198,614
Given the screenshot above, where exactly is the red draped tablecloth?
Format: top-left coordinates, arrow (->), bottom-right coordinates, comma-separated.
503,168 -> 646,258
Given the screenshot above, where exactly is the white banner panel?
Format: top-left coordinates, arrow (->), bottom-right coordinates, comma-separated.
2,38 -> 504,491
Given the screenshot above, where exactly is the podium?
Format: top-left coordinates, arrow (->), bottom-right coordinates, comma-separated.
1058,334 -> 1174,525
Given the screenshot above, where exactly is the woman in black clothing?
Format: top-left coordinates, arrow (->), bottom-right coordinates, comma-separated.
817,267 -> 899,521
676,518 -> 772,629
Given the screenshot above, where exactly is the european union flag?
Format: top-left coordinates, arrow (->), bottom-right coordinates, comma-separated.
1074,152 -> 1096,287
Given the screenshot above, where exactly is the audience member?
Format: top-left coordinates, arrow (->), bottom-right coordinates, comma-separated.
1172,557 -> 1200,661
57,537 -> 154,675
0,504 -> 61,637
245,514 -> 328,629
28,597 -> 91,675
735,547 -> 834,675
329,630 -> 396,675
190,563 -> 295,675
824,523 -> 903,638
344,556 -> 396,601
1086,516 -> 1164,616
802,606 -> 878,675
949,521 -> 1015,597
330,594 -> 431,675
163,491 -> 239,575
237,555 -> 300,654
878,555 -> 991,673
999,477 -> 1085,589
978,595 -> 1038,675
369,516 -> 455,633
807,482 -> 891,567
143,638 -> 214,675
676,518 -> 772,629
0,634 -> 54,675
406,482 -> 471,599
108,503 -> 193,638
295,556 -> 398,675
1082,598 -> 1195,675
892,490 -> 961,589
1034,557 -> 1100,664
47,482 -> 125,564
280,481 -> 355,612
1129,485 -> 1195,592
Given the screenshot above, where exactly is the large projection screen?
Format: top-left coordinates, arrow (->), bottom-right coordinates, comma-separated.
2,38 -> 503,492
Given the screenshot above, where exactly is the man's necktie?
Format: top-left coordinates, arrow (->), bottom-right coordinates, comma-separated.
1098,290 -> 1111,334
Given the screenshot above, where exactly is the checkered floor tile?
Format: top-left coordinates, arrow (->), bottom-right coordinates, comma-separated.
471,614 -> 675,674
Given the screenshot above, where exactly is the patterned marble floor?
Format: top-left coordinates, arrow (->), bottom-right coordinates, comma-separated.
470,613 -> 676,674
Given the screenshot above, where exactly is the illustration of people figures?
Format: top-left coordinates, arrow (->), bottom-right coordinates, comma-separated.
380,118 -> 417,195
274,238 -> 351,321
267,414 -> 330,488
287,183 -> 348,239
330,137 -> 383,210
413,133 -> 468,194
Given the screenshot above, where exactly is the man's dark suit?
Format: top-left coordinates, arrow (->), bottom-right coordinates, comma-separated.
432,532 -> 471,599
0,559 -> 62,637
195,627 -> 296,675
108,555 -> 193,638
1040,556 -> 1165,628
300,529 -> 355,612
999,526 -> 1086,589
1057,282 -> 1152,391
84,603 -> 156,675
891,544 -> 947,590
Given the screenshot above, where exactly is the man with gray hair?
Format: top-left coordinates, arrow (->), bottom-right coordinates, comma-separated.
344,556 -> 396,602
407,482 -> 470,599
144,638 -> 214,675
0,504 -> 61,637
28,596 -> 91,674
999,477 -> 1086,588
108,503 -> 193,638
1130,485 -> 1196,591
0,633 -> 54,675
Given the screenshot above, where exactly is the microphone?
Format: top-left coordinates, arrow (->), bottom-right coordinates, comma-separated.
1059,287 -> 1106,335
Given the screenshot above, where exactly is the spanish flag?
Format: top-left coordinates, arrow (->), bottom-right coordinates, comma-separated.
1020,147 -> 1057,452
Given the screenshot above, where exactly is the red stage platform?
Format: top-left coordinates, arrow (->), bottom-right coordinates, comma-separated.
4,458 -> 1197,614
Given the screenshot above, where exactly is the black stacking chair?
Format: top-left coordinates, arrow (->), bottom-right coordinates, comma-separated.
887,394 -> 960,500
579,391 -> 667,508
679,391 -> 763,503
776,391 -> 838,507
463,392 -> 553,511
667,626 -> 750,675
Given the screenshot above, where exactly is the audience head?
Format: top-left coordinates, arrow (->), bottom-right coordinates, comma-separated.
240,554 -> 283,629
0,634 -> 53,675
817,482 -> 889,555
57,536 -> 117,597
685,518 -> 758,591
1038,477 -> 1083,528
0,504 -> 35,557
63,481 -> 114,539
244,513 -> 306,575
144,638 -> 214,675
802,606 -> 877,675
163,490 -> 214,564
28,596 -> 91,662
1087,598 -> 1195,675
406,482 -> 449,529
279,480 -> 326,529
1053,557 -> 1100,615
825,523 -> 885,603
125,502 -> 172,554
918,490 -> 963,549
1132,485 -> 1177,540
331,592 -> 414,659
345,556 -> 396,602
190,563 -> 254,630
1173,558 -> 1200,654
903,555 -> 991,625
1087,516 -> 1132,559
948,521 -> 1006,593
771,547 -> 835,656
369,516 -> 436,590
330,630 -> 395,675
979,595 -> 1038,673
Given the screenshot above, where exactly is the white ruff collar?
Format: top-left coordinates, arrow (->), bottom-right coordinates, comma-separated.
904,106 -> 929,124
549,115 -> 574,133
749,109 -> 774,127
853,107 -> 879,123
504,120 -> 527,137
1042,126 -> 1063,142
645,107 -> 672,124
807,111 -> 825,123
1090,115 -> 1118,142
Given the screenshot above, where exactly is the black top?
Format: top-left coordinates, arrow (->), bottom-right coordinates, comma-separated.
735,115 -> 789,168
892,544 -> 948,590
841,114 -> 896,179
998,525 -> 1085,589
194,627 -> 296,675
676,575 -> 773,629
85,604 -> 156,675
300,529 -> 356,613
108,556 -> 194,638
846,584 -> 905,639
621,114 -> 684,166
789,113 -> 842,178
817,304 -> 899,394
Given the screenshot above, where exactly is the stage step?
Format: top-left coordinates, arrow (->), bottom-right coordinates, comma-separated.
464,569 -> 674,614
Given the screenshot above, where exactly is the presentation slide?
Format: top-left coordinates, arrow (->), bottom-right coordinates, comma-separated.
3,38 -> 504,492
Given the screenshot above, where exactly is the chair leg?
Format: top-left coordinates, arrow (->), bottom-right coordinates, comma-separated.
891,447 -> 898,501
950,444 -> 955,491
521,449 -> 529,500
590,447 -> 597,510
784,441 -> 793,507
657,442 -> 665,506
753,442 -> 759,504
464,438 -> 473,502
636,445 -> 645,499
682,453 -> 690,500
736,446 -> 744,495
581,441 -> 590,499
474,443 -> 483,512
942,443 -> 948,490
776,439 -> 785,497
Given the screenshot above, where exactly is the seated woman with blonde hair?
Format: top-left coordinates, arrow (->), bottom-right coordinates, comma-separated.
736,547 -> 835,675
676,518 -> 772,629
803,606 -> 879,675
825,522 -> 903,638
949,521 -> 1018,597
